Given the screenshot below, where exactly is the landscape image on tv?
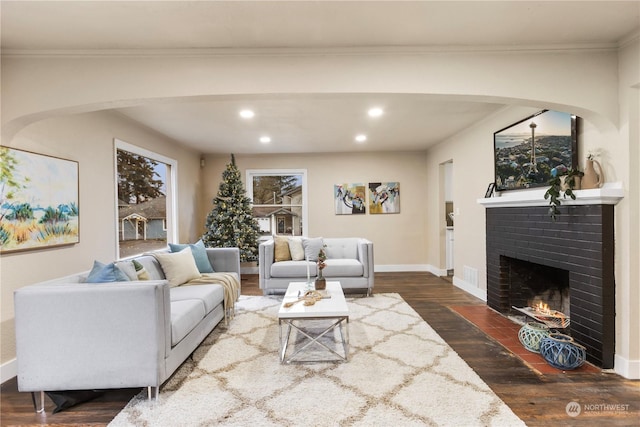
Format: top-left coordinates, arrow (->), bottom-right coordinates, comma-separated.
494,109 -> 577,191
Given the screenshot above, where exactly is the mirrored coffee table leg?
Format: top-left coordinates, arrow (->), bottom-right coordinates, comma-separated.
340,318 -> 349,361
279,317 -> 349,364
279,319 -> 293,363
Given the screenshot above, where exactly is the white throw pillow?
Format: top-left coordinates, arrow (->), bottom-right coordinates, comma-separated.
302,237 -> 324,261
153,247 -> 201,287
288,237 -> 305,261
114,260 -> 138,281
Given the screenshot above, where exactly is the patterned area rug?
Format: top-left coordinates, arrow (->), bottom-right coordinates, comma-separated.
109,294 -> 525,426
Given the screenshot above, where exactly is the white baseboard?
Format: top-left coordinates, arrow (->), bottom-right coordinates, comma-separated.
374,264 -> 431,273
241,264 -> 436,277
1,358 -> 17,384
245,264 -> 448,275
614,354 -> 640,379
425,264 -> 448,277
376,264 -> 454,277
246,264 -> 451,276
452,277 -> 487,301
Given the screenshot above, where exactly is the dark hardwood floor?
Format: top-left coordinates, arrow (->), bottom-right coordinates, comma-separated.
2,272 -> 638,426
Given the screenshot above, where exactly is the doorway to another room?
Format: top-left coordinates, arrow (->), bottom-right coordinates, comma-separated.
442,161 -> 454,277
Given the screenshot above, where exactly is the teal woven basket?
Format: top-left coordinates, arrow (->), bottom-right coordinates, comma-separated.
539,333 -> 586,370
518,322 -> 550,353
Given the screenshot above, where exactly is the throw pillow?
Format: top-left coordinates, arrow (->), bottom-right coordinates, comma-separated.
168,240 -> 215,273
287,237 -> 305,261
114,260 -> 138,281
132,259 -> 150,280
153,247 -> 201,287
86,261 -> 130,283
302,237 -> 324,261
274,235 -> 292,262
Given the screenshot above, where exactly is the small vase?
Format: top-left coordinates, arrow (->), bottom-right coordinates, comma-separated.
582,158 -> 603,189
314,269 -> 326,290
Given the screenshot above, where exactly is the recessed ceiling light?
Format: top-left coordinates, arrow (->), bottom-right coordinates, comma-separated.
355,134 -> 367,143
260,136 -> 271,143
368,107 -> 383,117
239,109 -> 255,119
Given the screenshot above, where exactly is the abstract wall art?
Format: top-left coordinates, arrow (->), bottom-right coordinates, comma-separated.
368,182 -> 400,214
334,183 -> 366,215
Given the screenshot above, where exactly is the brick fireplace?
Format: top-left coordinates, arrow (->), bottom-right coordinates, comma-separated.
480,185 -> 622,368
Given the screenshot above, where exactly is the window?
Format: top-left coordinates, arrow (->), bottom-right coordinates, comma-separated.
114,139 -> 177,258
246,169 -> 307,238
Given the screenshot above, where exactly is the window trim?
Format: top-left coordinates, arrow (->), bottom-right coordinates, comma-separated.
246,169 -> 308,237
114,139 -> 178,259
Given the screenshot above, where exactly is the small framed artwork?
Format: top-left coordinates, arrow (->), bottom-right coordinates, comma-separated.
334,183 -> 366,214
0,147 -> 79,253
368,182 -> 400,214
485,183 -> 496,198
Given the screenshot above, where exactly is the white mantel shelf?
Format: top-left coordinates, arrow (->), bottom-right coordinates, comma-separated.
477,182 -> 624,208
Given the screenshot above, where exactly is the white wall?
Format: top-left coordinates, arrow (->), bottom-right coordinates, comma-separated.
426,106 -> 535,290
0,111 -> 203,371
202,152 -> 429,268
614,37 -> 640,379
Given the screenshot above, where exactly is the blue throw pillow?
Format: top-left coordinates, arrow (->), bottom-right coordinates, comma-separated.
86,261 -> 130,283
168,240 -> 214,273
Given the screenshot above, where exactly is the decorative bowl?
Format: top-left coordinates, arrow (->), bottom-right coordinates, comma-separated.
518,322 -> 550,353
540,333 -> 586,370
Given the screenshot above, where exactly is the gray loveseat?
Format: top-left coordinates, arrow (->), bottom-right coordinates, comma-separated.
259,237 -> 374,295
14,247 -> 240,411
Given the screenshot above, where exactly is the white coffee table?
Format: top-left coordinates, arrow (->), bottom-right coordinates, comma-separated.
278,281 -> 349,364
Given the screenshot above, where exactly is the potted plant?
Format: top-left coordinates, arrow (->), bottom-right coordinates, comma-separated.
544,165 -> 584,220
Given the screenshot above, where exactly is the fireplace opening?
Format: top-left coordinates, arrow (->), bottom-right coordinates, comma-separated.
500,256 -> 570,317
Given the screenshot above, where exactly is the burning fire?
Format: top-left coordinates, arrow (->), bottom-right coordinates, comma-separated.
534,301 -> 551,315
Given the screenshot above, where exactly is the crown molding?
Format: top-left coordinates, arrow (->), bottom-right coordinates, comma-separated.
619,29 -> 640,48
1,43 -> 622,58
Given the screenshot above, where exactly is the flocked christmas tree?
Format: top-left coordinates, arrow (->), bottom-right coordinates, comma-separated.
202,154 -> 260,262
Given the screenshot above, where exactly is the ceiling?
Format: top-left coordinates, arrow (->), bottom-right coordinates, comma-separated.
2,1 -> 639,154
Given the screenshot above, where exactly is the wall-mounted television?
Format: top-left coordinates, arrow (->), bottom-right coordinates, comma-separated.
493,109 -> 578,192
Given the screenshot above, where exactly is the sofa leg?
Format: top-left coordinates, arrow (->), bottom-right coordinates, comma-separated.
147,386 -> 159,401
31,391 -> 45,413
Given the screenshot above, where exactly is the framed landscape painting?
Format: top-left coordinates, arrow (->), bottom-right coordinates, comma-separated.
334,183 -> 366,215
368,182 -> 400,214
0,147 -> 79,253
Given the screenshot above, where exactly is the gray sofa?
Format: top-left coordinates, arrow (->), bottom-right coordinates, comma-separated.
14,247 -> 240,411
259,237 -> 374,295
